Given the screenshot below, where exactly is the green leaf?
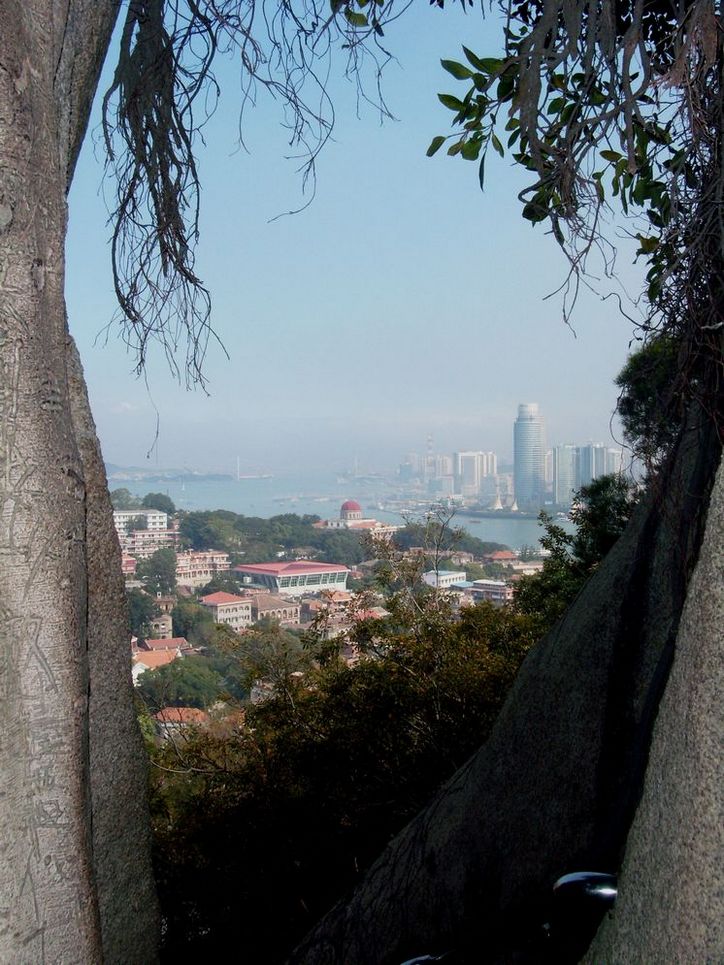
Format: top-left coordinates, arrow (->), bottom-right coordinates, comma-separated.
478,153 -> 486,191
462,46 -> 486,71
491,132 -> 504,157
438,93 -> 465,112
600,149 -> 623,162
462,47 -> 503,75
441,59 -> 473,80
636,234 -> 659,254
344,8 -> 368,25
594,178 -> 605,202
447,140 -> 464,156
461,138 -> 481,160
426,135 -> 446,157
547,97 -> 565,114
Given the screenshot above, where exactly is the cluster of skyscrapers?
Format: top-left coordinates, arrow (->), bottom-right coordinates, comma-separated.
513,403 -> 623,510
400,403 -> 623,512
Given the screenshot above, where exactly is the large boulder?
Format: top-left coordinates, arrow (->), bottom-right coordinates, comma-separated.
586,455 -> 723,962
290,414 -> 721,964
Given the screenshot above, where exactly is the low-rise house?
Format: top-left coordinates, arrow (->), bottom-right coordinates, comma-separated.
131,648 -> 181,685
422,569 -> 468,589
249,593 -> 301,626
481,549 -> 518,565
140,636 -> 188,653
153,706 -> 209,740
199,591 -> 253,631
470,579 -> 514,606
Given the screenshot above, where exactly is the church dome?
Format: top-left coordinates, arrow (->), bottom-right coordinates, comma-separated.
341,500 -> 361,512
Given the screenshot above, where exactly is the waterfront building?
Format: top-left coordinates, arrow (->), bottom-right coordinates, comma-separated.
200,591 -> 253,631
234,560 -> 350,596
513,403 -> 546,510
576,442 -> 608,488
315,500 -> 400,538
453,451 -> 497,498
553,444 -> 578,509
606,447 -> 624,475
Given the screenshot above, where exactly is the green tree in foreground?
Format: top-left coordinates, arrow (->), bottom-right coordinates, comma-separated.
137,547 -> 177,595
142,492 -> 176,516
126,588 -> 160,640
110,487 -> 140,510
138,657 -> 225,712
150,595 -> 537,962
514,475 -> 637,630
615,336 -> 682,470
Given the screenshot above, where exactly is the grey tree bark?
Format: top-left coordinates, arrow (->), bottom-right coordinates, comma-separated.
0,1 -> 158,959
290,413 -> 722,964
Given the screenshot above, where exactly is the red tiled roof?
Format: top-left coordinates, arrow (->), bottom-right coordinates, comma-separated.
484,550 -> 518,561
235,561 -> 349,576
200,591 -> 249,605
143,637 -> 187,650
133,651 -> 178,669
153,707 -> 209,724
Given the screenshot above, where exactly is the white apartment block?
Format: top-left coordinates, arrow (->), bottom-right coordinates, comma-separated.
113,509 -> 168,535
422,570 -> 468,589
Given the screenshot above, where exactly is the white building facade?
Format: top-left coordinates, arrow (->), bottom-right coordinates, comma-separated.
513,403 -> 546,510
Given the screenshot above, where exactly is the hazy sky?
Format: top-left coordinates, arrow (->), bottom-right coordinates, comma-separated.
66,5 -> 644,474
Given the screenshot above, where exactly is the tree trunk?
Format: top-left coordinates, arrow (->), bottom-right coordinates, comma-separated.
290,411 -> 722,964
0,2 -> 158,959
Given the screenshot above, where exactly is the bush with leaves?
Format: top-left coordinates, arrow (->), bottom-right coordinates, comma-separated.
514,475 -> 638,631
149,585 -> 537,961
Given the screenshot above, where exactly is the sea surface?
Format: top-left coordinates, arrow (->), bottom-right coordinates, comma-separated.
116,471 -> 573,551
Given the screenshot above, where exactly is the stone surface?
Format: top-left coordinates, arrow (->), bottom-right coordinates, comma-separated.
587,457 -> 723,962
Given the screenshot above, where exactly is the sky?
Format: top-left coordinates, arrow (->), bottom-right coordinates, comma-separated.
66,4 -> 645,475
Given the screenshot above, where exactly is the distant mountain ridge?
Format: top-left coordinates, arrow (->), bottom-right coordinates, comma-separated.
106,463 -> 232,483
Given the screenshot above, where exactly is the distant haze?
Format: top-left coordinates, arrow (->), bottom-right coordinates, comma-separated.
67,7 -> 640,476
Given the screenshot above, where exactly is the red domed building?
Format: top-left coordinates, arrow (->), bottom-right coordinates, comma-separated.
314,499 -> 400,538
340,499 -> 363,522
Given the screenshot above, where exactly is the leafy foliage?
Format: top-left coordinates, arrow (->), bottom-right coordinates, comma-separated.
126,588 -> 160,640
110,487 -> 140,509
428,0 -> 723,448
180,509 -> 377,566
137,547 -> 177,595
514,475 -> 638,630
137,656 -> 225,712
150,599 -> 536,961
142,492 -> 176,515
615,335 -> 682,468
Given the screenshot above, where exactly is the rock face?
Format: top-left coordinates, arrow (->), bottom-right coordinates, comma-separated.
290,416 -> 721,965
586,457 -> 723,962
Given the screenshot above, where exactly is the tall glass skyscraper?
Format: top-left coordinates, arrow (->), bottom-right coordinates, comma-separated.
514,403 -> 546,510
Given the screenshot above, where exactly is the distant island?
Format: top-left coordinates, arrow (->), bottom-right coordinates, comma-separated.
106,463 -> 234,483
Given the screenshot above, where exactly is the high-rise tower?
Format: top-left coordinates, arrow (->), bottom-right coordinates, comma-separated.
513,403 -> 546,510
